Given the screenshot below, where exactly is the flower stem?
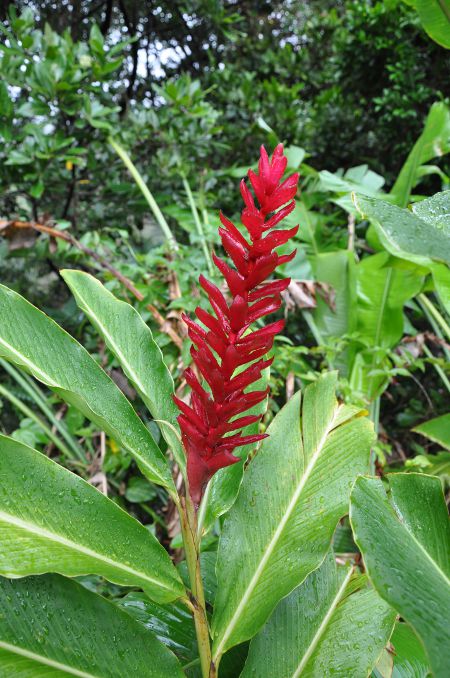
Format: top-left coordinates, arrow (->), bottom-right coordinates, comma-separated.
179,494 -> 212,678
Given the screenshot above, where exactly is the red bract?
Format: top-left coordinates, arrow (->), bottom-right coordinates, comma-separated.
174,145 -> 299,507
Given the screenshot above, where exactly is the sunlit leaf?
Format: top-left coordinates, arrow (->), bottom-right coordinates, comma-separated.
211,373 -> 374,659
0,574 -> 184,676
242,552 -> 396,678
0,434 -> 184,603
0,284 -> 174,491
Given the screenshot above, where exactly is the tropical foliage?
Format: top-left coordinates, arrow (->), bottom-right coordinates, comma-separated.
0,2 -> 449,677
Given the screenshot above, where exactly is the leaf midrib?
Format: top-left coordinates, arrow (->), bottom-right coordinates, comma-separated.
0,641 -> 100,678
391,506 -> 450,587
0,510 -> 172,592
291,567 -> 353,678
213,404 -> 343,660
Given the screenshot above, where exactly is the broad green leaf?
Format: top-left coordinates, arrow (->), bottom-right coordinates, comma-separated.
413,413 -> 450,449
354,193 -> 450,313
119,592 -> 198,664
391,623 -> 431,678
61,270 -> 184,469
390,103 -> 450,206
89,23 -> 104,53
241,552 -> 396,678
412,190 -> 450,231
0,434 -> 184,603
285,144 -> 307,169
319,165 -> 385,197
0,574 -> 183,677
319,165 -> 386,213
284,201 -> 320,249
350,473 -> 450,678
120,591 -> 249,678
350,252 -> 424,398
354,193 -> 450,267
416,0 -> 450,48
333,520 -> 358,554
355,254 -> 423,346
211,373 -> 374,660
0,284 -> 174,491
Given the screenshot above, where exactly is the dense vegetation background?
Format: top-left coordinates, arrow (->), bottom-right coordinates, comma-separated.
0,0 -> 449,526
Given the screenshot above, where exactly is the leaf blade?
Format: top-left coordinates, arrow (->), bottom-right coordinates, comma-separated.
350,473 -> 450,678
61,270 -> 184,469
241,552 -> 396,678
354,193 -> 450,268
0,574 -> 184,677
0,434 -> 184,603
0,283 -> 174,491
413,413 -> 450,450
211,373 -> 374,659
390,102 -> 450,206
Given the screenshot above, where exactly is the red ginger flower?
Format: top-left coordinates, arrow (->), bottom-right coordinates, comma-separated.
174,144 -> 299,507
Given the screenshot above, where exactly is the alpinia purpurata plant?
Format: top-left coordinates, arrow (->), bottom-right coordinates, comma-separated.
0,146 -> 448,678
174,144 -> 299,506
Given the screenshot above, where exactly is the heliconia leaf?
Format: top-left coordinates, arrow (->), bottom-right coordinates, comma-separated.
0,574 -> 184,677
355,252 -> 425,350
61,270 -> 184,469
389,102 -> 450,207
389,622 -> 431,678
0,434 -> 184,604
0,283 -> 174,491
211,372 -> 374,660
119,592 -> 198,665
349,251 -> 424,400
350,473 -> 450,678
353,190 -> 450,315
353,193 -> 450,267
412,413 -> 450,450
415,1 -> 450,51
241,552 -> 396,678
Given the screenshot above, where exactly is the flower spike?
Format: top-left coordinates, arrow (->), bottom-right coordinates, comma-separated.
175,144 -> 299,507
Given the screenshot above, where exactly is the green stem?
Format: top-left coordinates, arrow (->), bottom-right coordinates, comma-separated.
182,176 -> 214,276
0,383 -> 75,459
108,137 -> 177,251
418,293 -> 450,343
178,495 -> 212,678
0,359 -> 84,461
